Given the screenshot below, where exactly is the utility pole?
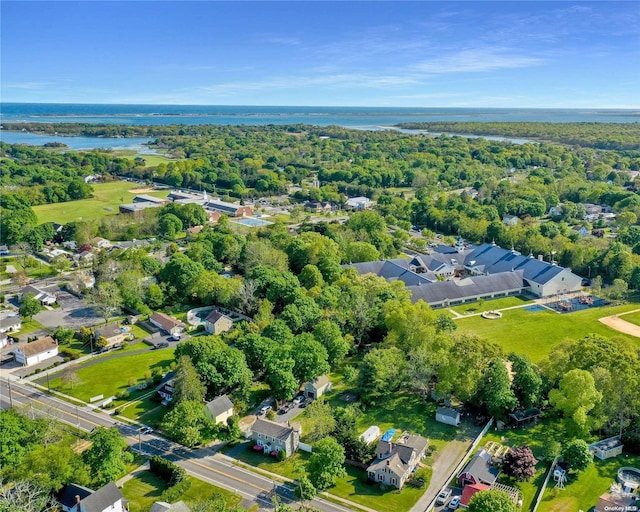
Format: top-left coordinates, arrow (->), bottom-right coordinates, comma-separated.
138,428 -> 142,453
46,372 -> 50,393
76,406 -> 79,428
7,379 -> 13,408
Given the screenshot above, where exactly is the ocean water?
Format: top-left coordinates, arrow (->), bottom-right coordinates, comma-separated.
1,103 -> 638,150
2,103 -> 639,126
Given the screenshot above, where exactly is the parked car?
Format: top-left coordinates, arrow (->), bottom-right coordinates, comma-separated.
448,497 -> 460,510
258,405 -> 272,416
156,341 -> 170,349
278,403 -> 293,415
140,426 -> 153,435
299,398 -> 313,409
168,334 -> 181,341
292,395 -> 304,405
436,489 -> 452,505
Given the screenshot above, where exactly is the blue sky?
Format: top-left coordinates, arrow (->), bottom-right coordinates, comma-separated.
2,1 -> 639,107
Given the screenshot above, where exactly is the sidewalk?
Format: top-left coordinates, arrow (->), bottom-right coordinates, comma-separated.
116,461 -> 150,487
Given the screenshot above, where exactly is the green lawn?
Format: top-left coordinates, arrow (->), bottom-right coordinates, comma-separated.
120,395 -> 169,427
47,348 -> 175,402
17,317 -> 48,335
0,256 -> 57,282
450,295 -> 532,315
231,446 -> 423,512
32,181 -> 170,224
122,471 -> 240,512
537,453 -> 640,512
618,310 -> 640,327
455,301 -> 640,362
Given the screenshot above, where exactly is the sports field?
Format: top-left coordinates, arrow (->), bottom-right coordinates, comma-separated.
33,181 -> 169,224
455,301 -> 640,362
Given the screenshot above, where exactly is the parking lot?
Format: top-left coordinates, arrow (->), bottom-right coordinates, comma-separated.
434,486 -> 463,511
34,289 -> 102,330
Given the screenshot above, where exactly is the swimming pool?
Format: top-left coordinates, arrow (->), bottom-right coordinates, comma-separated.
234,217 -> 273,227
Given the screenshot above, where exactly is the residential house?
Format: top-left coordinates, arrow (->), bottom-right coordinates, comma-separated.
589,436 -> 624,460
156,380 -> 174,404
204,395 -> 234,425
594,493 -> 637,512
91,237 -> 112,249
303,201 -> 333,213
75,249 -> 95,266
0,333 -> 10,349
0,245 -> 9,256
14,336 -> 59,366
502,214 -> 519,226
149,312 -> 185,335
204,310 -> 234,335
20,284 -> 57,305
548,205 -> 563,217
457,449 -> 500,487
346,196 -> 373,210
186,225 -> 203,237
0,315 -> 22,334
250,418 -> 300,458
150,501 -> 191,512
59,482 -> 126,512
94,323 -> 130,348
435,407 -> 461,427
572,226 -> 589,236
304,375 -> 332,400
366,434 -> 429,489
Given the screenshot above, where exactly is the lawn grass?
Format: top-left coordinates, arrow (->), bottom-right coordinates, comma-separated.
110,149 -> 186,167
47,348 -> 175,402
120,395 -> 169,427
537,453 -> 640,512
455,301 -> 640,362
450,295 -> 532,315
18,317 -> 49,335
122,471 -> 240,512
0,256 -> 57,281
32,181 -> 170,224
618,310 -> 640,327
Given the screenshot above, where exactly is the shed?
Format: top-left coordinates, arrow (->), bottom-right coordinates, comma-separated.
508,408 -> 541,427
304,375 -> 332,399
436,407 -> 461,426
589,436 -> 624,460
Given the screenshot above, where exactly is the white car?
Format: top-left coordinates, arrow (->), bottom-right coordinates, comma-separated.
436,489 -> 451,505
258,405 -> 272,415
292,395 -> 304,405
448,497 -> 460,510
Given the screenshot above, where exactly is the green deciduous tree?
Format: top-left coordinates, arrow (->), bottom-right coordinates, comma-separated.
83,427 -> 133,486
509,353 -> 543,409
475,358 -> 518,419
549,369 -> 602,437
313,320 -> 351,368
358,347 -> 406,406
307,436 -> 346,490
561,439 -> 593,472
89,282 -> 123,325
304,398 -> 335,443
161,400 -> 210,447
467,490 -> 517,512
19,293 -> 42,319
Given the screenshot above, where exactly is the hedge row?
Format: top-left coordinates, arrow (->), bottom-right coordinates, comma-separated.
150,455 -> 187,485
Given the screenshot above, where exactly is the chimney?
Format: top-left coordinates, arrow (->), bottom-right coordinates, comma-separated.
538,255 -> 543,261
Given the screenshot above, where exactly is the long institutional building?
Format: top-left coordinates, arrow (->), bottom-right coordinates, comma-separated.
345,240 -> 582,308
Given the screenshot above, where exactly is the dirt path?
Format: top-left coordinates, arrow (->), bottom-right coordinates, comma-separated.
598,309 -> 640,337
129,187 -> 157,193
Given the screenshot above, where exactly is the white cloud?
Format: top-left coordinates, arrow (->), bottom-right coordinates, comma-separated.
414,48 -> 543,74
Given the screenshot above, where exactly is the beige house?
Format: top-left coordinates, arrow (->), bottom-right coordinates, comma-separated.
204,395 -> 234,424
94,323 -> 130,348
304,375 -> 332,400
14,336 -> 59,366
250,418 -> 300,458
149,312 -> 185,335
204,310 -> 234,335
367,434 -> 429,489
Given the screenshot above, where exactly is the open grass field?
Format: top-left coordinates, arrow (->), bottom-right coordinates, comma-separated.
450,295 -> 532,315
110,149 -> 186,168
455,301 -> 640,362
617,310 -> 640,327
47,348 -> 175,402
0,256 -> 57,282
32,181 -> 169,224
537,453 -> 640,512
122,471 -> 240,512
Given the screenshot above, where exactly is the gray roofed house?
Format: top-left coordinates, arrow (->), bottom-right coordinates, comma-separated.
150,501 -> 191,512
458,449 -> 500,487
305,375 -> 332,399
367,434 -> 429,489
204,310 -> 234,335
59,482 -> 126,512
250,418 -> 300,458
204,395 -> 234,424
0,315 -> 22,333
20,284 -> 57,305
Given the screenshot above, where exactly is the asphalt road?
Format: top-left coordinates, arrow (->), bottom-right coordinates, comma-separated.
0,378 -> 354,512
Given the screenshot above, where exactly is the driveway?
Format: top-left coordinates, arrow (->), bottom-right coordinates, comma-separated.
34,290 -> 102,330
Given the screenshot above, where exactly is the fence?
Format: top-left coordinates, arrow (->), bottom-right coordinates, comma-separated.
298,442 -> 313,453
531,457 -> 559,512
425,417 -> 494,512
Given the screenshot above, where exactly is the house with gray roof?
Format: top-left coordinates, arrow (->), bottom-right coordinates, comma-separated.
204,395 -> 234,425
59,482 -> 126,512
20,284 -> 57,305
0,315 -> 21,334
458,449 -> 500,487
367,433 -> 429,489
250,418 -> 300,458
151,501 -> 190,512
305,375 -> 332,400
204,310 -> 234,335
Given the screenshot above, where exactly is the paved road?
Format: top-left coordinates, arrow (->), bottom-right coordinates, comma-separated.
0,378 -> 354,512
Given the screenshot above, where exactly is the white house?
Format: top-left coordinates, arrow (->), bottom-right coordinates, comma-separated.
0,315 -> 22,334
59,482 -> 126,512
20,285 -> 57,305
304,375 -> 332,400
346,196 -> 373,210
14,336 -> 59,366
149,312 -> 185,335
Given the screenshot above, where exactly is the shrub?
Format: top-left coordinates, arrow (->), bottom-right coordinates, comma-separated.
158,478 -> 191,503
150,455 -> 187,484
622,431 -> 640,455
277,449 -> 286,461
